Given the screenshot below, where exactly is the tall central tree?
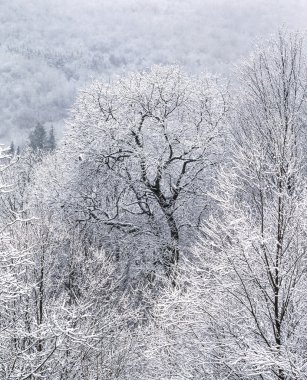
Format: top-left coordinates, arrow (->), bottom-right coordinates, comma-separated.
59,65 -> 229,280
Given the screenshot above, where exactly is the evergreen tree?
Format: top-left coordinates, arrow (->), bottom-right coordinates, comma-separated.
29,123 -> 47,151
8,142 -> 15,156
46,126 -> 56,151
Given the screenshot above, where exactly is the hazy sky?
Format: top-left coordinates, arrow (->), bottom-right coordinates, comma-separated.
1,0 -> 306,144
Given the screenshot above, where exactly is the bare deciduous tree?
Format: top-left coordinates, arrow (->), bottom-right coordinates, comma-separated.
147,31 -> 307,380
60,65 -> 229,281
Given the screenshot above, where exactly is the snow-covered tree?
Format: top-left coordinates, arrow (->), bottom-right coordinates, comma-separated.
58,65 -> 229,282
147,31 -> 307,380
9,148 -> 145,379
0,147 -> 35,379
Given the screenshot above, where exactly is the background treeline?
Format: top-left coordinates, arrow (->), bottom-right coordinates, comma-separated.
0,31 -> 307,379
1,0 -> 306,145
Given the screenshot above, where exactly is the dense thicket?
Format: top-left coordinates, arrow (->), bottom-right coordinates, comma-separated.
0,31 -> 307,379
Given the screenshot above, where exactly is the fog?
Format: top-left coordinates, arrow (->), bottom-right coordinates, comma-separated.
1,0 -> 306,144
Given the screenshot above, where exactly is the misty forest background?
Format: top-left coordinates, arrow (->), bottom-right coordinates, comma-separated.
1,1 -> 307,379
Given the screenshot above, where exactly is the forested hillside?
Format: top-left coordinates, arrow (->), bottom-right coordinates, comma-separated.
1,0 -> 306,144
